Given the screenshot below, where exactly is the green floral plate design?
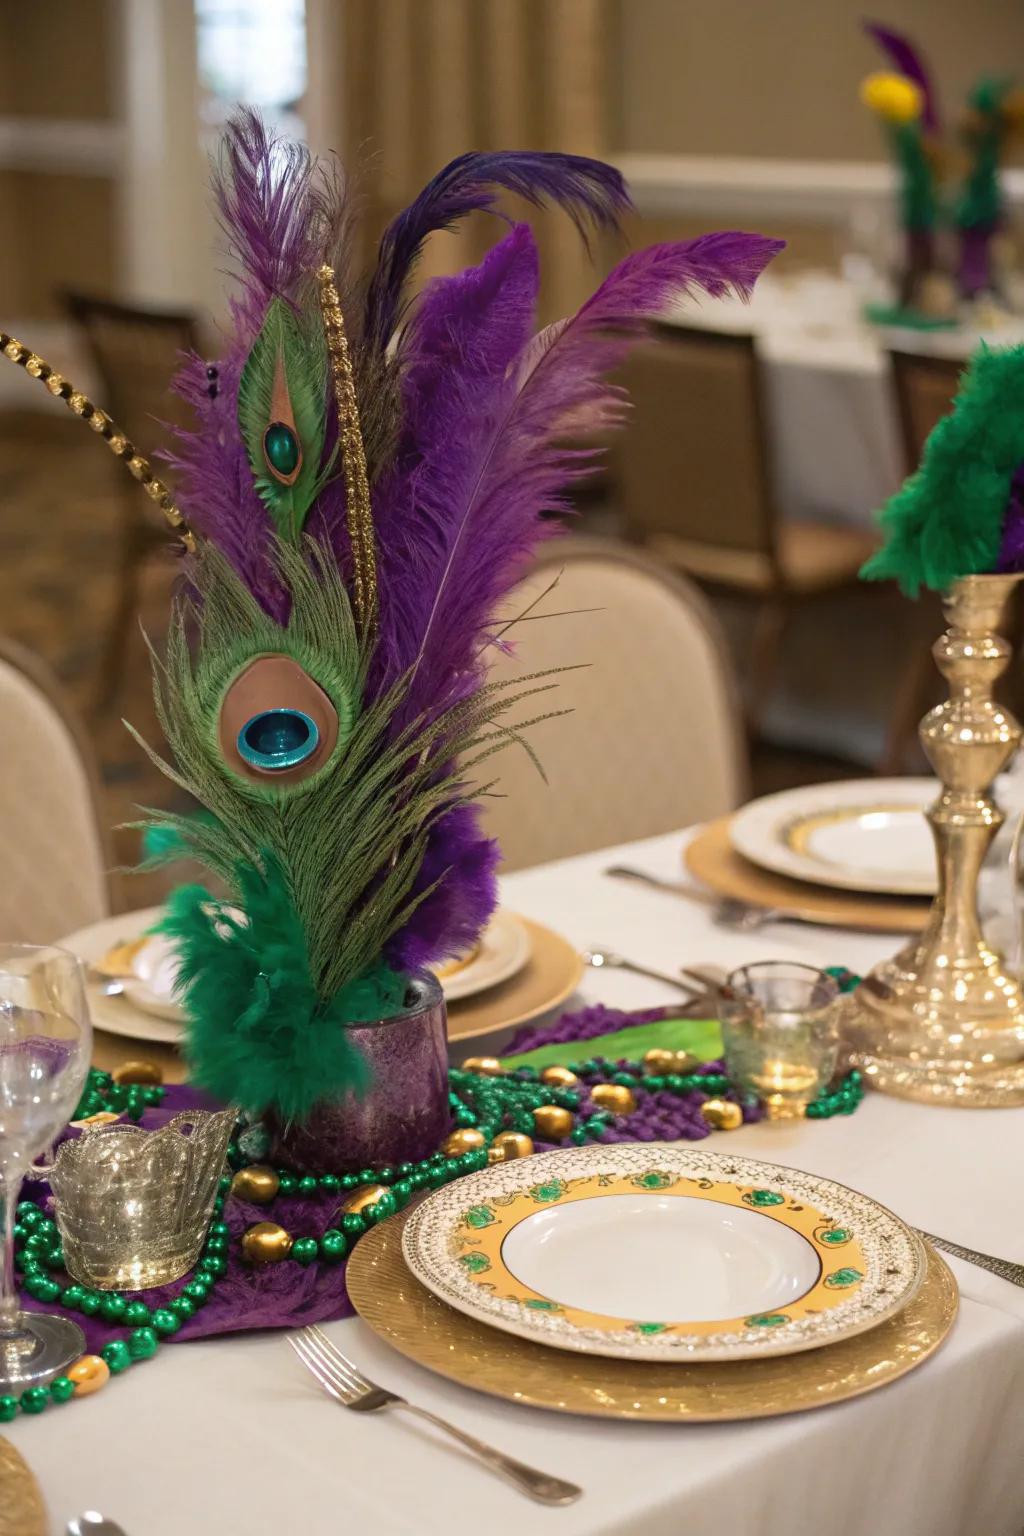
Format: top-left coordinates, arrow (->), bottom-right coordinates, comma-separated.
406,1144 -> 928,1364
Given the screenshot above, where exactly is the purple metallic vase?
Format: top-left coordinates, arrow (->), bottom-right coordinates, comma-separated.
267,973 -> 451,1175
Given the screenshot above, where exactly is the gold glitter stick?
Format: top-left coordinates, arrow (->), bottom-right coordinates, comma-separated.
0,330 -> 195,551
316,265 -> 377,635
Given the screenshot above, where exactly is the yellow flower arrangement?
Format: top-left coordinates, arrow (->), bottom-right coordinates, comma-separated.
860,71 -> 924,125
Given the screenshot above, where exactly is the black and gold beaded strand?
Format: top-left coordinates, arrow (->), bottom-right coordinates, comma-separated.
0,331 -> 195,552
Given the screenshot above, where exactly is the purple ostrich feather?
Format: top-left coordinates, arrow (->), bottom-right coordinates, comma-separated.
364,149 -> 633,354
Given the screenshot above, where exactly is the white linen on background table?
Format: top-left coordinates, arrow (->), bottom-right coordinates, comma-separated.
667,271 -> 1024,532
15,830 -> 1024,1536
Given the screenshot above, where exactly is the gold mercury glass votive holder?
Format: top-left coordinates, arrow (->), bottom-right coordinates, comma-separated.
720,963 -> 840,1121
43,1108 -> 236,1291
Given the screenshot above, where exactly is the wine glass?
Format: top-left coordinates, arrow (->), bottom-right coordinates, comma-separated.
0,944 -> 91,1388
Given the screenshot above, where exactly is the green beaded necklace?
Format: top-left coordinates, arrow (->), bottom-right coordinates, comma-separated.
4,1058 -> 863,1422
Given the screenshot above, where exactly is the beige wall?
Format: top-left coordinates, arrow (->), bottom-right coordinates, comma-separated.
0,0 -> 117,119
613,0 -> 1024,162
2,0 -> 119,315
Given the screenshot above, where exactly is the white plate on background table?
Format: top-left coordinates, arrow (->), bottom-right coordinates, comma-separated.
729,777 -> 938,896
59,904 -> 534,1045
402,1144 -> 927,1364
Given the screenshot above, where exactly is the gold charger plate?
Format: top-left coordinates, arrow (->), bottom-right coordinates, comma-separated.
0,1437 -> 47,1536
446,917 -> 582,1042
88,915 -> 579,1077
685,818 -> 929,935
347,1206 -> 958,1422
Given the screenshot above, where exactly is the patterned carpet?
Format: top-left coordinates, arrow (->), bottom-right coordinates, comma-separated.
0,409 -> 189,911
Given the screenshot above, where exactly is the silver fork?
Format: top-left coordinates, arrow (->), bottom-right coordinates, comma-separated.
288,1326 -> 582,1506
916,1230 -> 1024,1287
603,865 -> 792,930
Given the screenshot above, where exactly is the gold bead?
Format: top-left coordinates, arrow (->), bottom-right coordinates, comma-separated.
112,1059 -> 164,1086
241,1222 -> 293,1265
590,1083 -> 637,1116
230,1165 -> 280,1205
700,1098 -> 744,1131
67,1355 -> 110,1396
531,1105 -> 574,1140
461,1056 -> 503,1076
642,1048 -> 677,1075
673,1051 -> 700,1074
539,1065 -> 580,1088
487,1145 -> 506,1164
441,1128 -> 487,1156
491,1131 -> 534,1160
342,1184 -> 390,1216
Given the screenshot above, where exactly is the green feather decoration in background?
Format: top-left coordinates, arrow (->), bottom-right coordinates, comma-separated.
237,298 -> 334,540
861,345 -> 1024,596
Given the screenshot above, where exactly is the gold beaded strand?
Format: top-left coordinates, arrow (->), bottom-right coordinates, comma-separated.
315,265 -> 377,637
0,330 -> 194,551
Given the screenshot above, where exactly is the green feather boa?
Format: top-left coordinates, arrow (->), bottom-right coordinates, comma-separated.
862,345 -> 1024,596
156,854 -> 410,1120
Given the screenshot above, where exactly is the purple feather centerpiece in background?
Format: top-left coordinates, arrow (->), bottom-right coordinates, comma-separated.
119,109 -> 783,1135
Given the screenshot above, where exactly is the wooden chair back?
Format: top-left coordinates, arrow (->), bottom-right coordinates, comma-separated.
617,326 -> 779,579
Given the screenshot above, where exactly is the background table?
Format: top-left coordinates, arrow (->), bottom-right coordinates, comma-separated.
667,270 -> 1024,531
10,830 -> 1024,1535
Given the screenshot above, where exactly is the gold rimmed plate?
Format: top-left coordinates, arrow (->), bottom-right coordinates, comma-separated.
400,1146 -> 927,1363
347,1208 -> 958,1422
729,778 -> 938,896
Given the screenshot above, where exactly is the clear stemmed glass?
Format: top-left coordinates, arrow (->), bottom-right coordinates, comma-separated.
0,944 -> 91,1388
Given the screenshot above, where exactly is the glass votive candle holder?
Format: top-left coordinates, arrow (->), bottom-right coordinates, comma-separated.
720,962 -> 840,1121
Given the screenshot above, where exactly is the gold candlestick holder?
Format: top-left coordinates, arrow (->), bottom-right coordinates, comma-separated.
842,572 -> 1024,1105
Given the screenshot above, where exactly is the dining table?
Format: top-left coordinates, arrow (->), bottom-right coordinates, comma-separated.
9,826 -> 1024,1536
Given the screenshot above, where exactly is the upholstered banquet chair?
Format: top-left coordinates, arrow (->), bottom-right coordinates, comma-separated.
0,638 -> 112,942
63,291 -> 201,710
888,348 -> 963,472
616,326 -> 877,731
479,538 -> 748,871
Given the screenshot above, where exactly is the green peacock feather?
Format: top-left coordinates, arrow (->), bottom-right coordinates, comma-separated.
129,540 -> 569,1118
237,298 -> 335,539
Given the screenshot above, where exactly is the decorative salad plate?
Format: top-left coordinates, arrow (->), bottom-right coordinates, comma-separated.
401,1145 -> 927,1363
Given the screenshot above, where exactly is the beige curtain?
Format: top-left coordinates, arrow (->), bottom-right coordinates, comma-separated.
338,0 -> 612,321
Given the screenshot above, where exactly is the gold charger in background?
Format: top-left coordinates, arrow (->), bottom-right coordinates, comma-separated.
445,917 -> 582,1042
346,1207 -> 958,1422
685,819 -> 929,935
0,1437 -> 47,1536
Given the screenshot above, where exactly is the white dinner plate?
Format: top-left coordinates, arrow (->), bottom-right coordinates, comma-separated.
430,910 -> 531,1001
729,777 -> 939,896
402,1145 -> 927,1363
59,907 -> 182,1045
59,904 -> 533,1044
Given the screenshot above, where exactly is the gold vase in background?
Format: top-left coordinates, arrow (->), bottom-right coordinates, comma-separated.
842,572 -> 1024,1105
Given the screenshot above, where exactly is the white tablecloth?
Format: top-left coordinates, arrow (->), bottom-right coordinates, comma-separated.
669,271 -> 1024,531
13,830 -> 1024,1535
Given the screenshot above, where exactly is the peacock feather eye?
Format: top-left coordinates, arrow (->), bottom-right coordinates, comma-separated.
218,655 -> 340,788
238,708 -> 319,771
263,421 -> 301,483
